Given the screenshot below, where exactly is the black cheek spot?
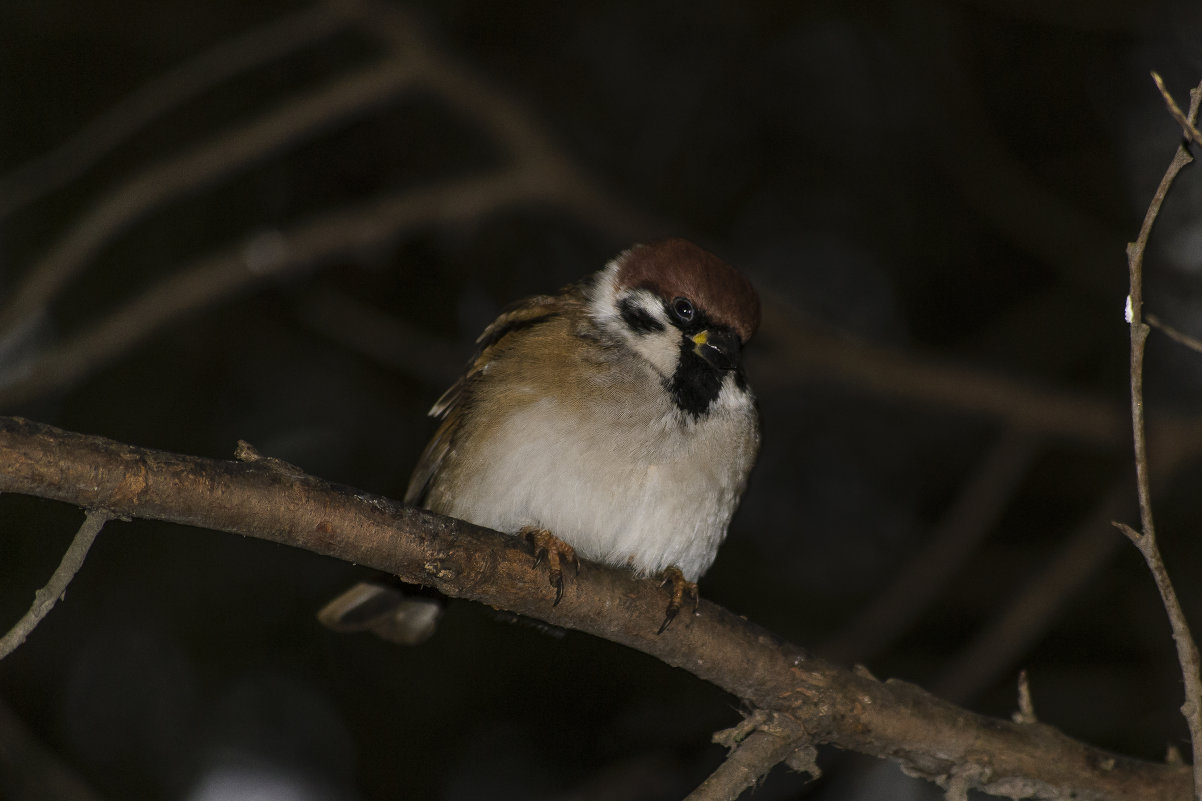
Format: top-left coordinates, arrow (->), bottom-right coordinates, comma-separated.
619,297 -> 665,335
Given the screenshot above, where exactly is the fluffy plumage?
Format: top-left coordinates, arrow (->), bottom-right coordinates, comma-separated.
319,239 -> 760,642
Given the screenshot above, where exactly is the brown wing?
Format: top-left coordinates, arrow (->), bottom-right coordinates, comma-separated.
403,292 -> 575,506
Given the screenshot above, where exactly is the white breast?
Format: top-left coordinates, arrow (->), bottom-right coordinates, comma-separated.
428,372 -> 758,581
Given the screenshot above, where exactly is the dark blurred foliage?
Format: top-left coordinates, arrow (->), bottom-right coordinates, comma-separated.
2,1 -> 1202,799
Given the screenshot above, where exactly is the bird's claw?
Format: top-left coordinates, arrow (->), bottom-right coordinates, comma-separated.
522,527 -> 578,605
657,566 -> 699,634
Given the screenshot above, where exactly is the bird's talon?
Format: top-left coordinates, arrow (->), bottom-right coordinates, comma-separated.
521,526 -> 576,604
656,566 -> 698,634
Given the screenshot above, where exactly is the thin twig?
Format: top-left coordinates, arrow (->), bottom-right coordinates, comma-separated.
1147,313 -> 1202,356
1013,669 -> 1037,725
1117,75 -> 1202,801
684,711 -> 814,801
1153,73 -> 1202,148
0,5 -> 344,219
0,509 -> 109,660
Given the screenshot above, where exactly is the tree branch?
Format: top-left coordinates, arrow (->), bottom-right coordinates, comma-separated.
0,0 -> 657,406
1117,75 -> 1202,801
0,416 -> 1190,800
0,4 -> 344,220
1146,313 -> 1202,356
684,710 -> 814,801
0,508 -> 108,659
0,55 -> 428,341
1152,73 -> 1202,148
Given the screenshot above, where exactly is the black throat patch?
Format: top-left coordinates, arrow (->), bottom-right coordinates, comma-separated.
668,343 -> 726,417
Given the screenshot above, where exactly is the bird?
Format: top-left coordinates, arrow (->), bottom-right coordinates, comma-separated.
318,238 -> 760,643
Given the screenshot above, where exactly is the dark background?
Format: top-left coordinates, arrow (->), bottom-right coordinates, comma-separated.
2,1 -> 1202,799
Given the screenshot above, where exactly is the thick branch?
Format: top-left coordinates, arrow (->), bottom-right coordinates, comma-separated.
0,416 -> 1189,800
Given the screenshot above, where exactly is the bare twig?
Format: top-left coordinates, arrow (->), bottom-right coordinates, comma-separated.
0,4 -> 344,219
1147,313 -> 1202,356
1117,75 -> 1202,801
685,711 -> 814,801
1152,73 -> 1202,148
0,509 -> 109,660
0,416 -> 1191,800
1013,669 -> 1038,725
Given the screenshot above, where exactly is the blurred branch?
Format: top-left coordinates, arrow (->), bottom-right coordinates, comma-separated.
329,0 -> 658,237
295,288 -> 462,386
823,430 -> 1037,665
763,310 -> 1166,448
904,4 -> 1121,295
0,4 -> 345,219
932,473 -> 1137,702
0,509 -> 108,660
0,416 -> 1191,801
0,167 -> 558,408
1117,76 -> 1202,801
0,1 -> 656,407
0,55 -> 427,341
0,695 -> 107,801
1147,313 -> 1202,356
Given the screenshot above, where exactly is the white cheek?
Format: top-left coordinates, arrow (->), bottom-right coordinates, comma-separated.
588,277 -> 680,379
628,330 -> 680,380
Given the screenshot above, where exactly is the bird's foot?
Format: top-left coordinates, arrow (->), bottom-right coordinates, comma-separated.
521,527 -> 579,605
657,566 -> 699,634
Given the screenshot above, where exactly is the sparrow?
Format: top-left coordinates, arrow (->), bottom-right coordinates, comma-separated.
318,238 -> 760,643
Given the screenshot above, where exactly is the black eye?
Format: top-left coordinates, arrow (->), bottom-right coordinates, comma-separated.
671,297 -> 695,323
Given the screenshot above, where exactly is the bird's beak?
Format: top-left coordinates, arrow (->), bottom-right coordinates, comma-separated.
691,329 -> 741,370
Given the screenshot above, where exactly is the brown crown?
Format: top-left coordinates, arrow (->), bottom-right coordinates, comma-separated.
615,239 -> 760,342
